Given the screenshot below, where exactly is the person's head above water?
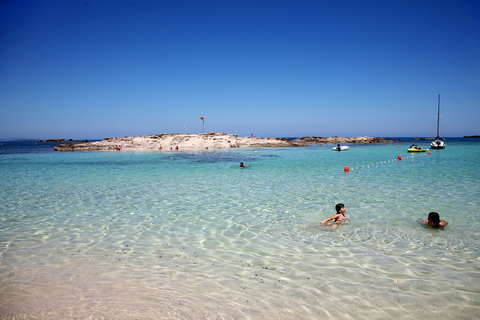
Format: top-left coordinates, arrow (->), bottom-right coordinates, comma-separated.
424,211 -> 447,228
428,212 -> 441,225
335,203 -> 345,213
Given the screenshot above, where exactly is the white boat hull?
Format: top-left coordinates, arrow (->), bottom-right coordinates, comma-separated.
431,139 -> 445,149
333,146 -> 349,151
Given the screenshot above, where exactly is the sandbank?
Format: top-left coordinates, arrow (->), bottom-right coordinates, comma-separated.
54,132 -> 389,151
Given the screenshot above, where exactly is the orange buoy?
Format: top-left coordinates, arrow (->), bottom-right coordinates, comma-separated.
428,151 -> 430,155
398,156 -> 402,161
344,165 -> 349,172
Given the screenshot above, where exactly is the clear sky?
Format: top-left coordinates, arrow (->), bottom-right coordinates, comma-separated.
1,0 -> 479,140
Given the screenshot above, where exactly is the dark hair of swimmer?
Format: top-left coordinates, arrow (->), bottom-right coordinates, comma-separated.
335,203 -> 345,213
428,212 -> 441,225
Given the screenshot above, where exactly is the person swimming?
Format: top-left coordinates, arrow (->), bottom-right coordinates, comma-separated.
421,212 -> 448,228
320,203 -> 346,225
239,162 -> 249,167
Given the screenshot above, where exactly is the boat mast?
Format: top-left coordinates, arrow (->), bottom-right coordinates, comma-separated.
436,94 -> 440,139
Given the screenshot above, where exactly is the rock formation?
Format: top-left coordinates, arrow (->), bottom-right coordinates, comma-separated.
54,132 -> 389,151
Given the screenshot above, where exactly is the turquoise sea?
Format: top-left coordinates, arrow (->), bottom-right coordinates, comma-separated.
1,138 -> 479,319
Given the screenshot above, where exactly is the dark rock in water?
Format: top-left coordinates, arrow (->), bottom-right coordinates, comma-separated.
464,135 -> 480,138
54,143 -> 115,151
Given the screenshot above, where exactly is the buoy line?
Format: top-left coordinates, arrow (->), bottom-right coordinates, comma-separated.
344,152 -> 430,172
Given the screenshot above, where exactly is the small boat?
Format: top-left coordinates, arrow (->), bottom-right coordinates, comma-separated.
431,139 -> 445,149
431,94 -> 446,149
333,144 -> 349,151
407,144 -> 427,152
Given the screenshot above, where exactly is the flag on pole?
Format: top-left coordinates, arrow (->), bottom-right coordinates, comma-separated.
200,116 -> 205,133
200,116 -> 204,120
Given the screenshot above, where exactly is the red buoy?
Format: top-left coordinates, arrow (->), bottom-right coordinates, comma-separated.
398,156 -> 402,161
344,165 -> 349,172
428,151 -> 430,155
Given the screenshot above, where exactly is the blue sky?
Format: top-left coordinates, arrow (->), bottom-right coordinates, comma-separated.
1,0 -> 479,140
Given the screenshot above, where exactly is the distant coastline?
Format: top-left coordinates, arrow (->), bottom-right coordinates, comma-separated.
413,137 -> 437,140
464,135 -> 480,138
41,138 -> 89,143
53,132 -> 390,151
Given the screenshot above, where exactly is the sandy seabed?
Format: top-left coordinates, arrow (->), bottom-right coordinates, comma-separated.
1,248 -> 478,320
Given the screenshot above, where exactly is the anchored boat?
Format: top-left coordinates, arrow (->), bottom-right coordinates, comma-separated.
431,94 -> 446,149
333,144 -> 349,151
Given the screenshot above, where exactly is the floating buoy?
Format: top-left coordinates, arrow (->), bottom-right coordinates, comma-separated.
398,156 -> 402,161
428,151 -> 430,155
344,165 -> 349,172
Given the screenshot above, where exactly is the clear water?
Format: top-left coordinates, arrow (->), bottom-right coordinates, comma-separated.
1,139 -> 479,319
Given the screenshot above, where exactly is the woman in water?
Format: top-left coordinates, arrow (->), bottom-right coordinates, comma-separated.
421,212 -> 448,228
320,203 -> 346,225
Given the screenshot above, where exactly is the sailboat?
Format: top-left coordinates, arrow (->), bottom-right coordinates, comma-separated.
431,94 -> 446,149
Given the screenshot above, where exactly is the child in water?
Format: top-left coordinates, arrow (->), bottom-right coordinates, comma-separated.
320,203 -> 346,225
421,212 -> 448,228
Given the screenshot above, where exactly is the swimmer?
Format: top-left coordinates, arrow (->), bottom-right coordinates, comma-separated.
421,212 -> 447,228
239,162 -> 249,167
320,203 -> 346,225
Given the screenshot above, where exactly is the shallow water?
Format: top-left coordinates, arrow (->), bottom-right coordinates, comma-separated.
1,139 -> 479,319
